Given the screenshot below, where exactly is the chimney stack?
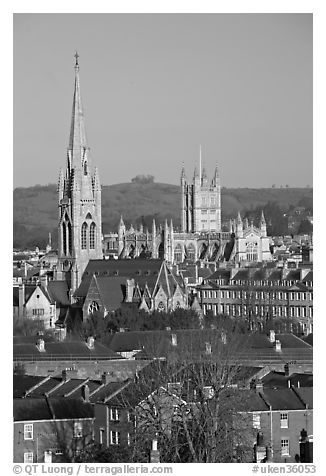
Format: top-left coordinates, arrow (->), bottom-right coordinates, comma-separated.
102,372 -> 111,385
269,330 -> 275,343
275,340 -> 282,352
82,384 -> 90,402
150,438 -> 160,463
36,338 -> 45,352
18,284 -> 25,317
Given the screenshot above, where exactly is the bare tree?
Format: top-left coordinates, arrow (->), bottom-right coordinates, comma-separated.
109,327 -> 258,463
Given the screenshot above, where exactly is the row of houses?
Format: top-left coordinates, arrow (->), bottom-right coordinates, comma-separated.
13,259 -> 313,335
13,354 -> 313,464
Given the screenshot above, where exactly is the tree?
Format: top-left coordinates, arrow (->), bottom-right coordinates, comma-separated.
110,328 -> 259,463
297,219 -> 313,235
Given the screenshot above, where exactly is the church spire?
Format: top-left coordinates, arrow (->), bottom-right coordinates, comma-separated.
68,52 -> 88,166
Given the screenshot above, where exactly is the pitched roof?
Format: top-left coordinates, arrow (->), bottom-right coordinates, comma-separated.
75,259 -> 164,298
13,375 -> 45,398
262,388 -> 309,410
47,280 -> 70,306
13,398 -> 93,421
13,340 -> 122,361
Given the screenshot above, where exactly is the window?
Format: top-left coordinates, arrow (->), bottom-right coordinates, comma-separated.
253,413 -> 261,429
127,411 -> 132,423
74,422 -> 83,438
32,309 -> 44,316
24,424 -> 33,440
89,222 -> 96,249
24,452 -> 33,463
110,431 -> 120,445
88,300 -> 99,315
127,433 -> 131,446
110,408 -> 121,421
281,438 -> 290,456
99,428 -> 105,445
174,244 -> 183,263
280,413 -> 288,428
81,222 -> 88,249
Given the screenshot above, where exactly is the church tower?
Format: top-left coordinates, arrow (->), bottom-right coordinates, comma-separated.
181,147 -> 221,233
57,53 -> 102,295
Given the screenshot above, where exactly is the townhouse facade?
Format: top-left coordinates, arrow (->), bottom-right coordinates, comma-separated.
195,264 -> 313,334
13,398 -> 94,463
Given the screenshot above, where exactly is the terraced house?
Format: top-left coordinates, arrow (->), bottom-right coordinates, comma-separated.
195,263 -> 313,334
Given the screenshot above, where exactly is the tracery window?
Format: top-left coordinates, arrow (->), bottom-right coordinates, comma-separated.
174,244 -> 183,263
89,222 -> 96,249
81,222 -> 88,249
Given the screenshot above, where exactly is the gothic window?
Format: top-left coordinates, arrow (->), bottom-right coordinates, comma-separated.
246,242 -> 258,262
86,212 -> 92,220
199,243 -> 208,260
67,222 -> 72,255
129,244 -> 135,258
186,243 -> 196,262
174,244 -> 183,263
84,161 -> 88,175
81,222 -> 88,249
88,301 -> 99,315
157,301 -> 165,312
62,223 -> 67,255
89,222 -> 96,249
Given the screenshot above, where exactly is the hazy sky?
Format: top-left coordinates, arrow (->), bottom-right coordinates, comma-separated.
13,13 -> 312,188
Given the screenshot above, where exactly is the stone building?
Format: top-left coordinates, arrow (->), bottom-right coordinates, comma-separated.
55,53 -> 102,294
103,168 -> 272,265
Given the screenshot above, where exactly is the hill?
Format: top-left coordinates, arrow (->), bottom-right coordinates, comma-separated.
13,183 -> 312,249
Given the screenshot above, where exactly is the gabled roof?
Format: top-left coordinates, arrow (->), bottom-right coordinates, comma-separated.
47,280 -> 70,306
13,340 -> 122,361
75,259 -> 164,298
261,371 -> 313,389
13,375 -> 45,398
13,398 -> 93,421
262,388 -> 310,410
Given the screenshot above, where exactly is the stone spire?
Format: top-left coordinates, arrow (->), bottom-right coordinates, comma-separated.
68,52 -> 88,168
201,165 -> 208,187
212,163 -> 219,187
260,210 -> 267,236
181,163 -> 186,184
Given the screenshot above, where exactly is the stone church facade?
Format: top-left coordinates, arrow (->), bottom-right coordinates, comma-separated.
103,168 -> 272,266
55,54 -> 102,294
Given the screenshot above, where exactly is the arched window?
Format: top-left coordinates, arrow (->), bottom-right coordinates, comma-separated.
62,223 -> 67,256
84,161 -> 88,175
81,222 -> 88,249
89,222 -> 96,249
187,243 -> 196,262
88,301 -> 99,315
246,242 -> 258,262
67,222 -> 72,255
174,244 -> 183,263
129,244 -> 135,258
157,301 -> 165,312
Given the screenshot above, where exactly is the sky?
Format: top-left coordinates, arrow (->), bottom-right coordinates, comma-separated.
13,13 -> 312,188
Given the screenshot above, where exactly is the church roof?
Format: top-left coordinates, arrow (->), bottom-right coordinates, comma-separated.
47,280 -> 70,306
